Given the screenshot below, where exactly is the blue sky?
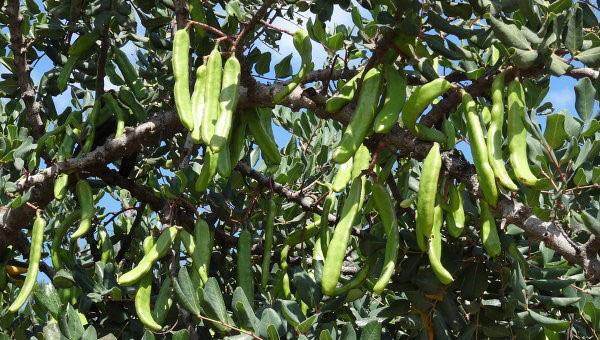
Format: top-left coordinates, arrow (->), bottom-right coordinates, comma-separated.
3,2 -> 595,281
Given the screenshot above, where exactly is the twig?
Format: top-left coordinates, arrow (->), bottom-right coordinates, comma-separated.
188,20 -> 235,42
102,207 -> 137,226
259,19 -> 292,35
232,0 -> 276,57
192,313 -> 262,339
562,184 -> 600,193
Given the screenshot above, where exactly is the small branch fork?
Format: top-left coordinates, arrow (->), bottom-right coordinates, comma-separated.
232,0 -> 276,58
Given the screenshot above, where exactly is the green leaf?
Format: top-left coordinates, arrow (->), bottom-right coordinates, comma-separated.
573,140 -> 594,170
0,79 -> 19,97
60,304 -> 85,340
563,114 -> 582,136
171,329 -> 190,340
307,18 -> 327,44
530,278 -> 576,290
201,277 -> 229,328
81,326 -> 97,340
351,7 -> 363,29
173,266 -> 202,317
292,271 -> 322,308
565,6 -> 583,51
486,14 -> 532,50
359,320 -> 382,340
548,0 -> 572,13
319,329 -> 333,340
340,322 -> 357,340
582,301 -> 600,330
259,308 -> 284,340
575,46 -> 600,67
141,330 -> 155,340
255,52 -> 271,75
33,283 -> 63,319
53,269 -> 75,288
528,310 -> 569,331
274,54 -> 293,78
296,314 -> 318,333
43,321 -> 66,340
232,286 -> 258,332
511,258 -> 528,306
536,295 -> 581,307
325,32 -> 344,51
544,113 -> 568,149
225,0 -> 246,21
573,168 -> 589,186
574,77 -> 596,120
548,54 -> 572,76
510,48 -> 539,68
582,119 -> 600,137
432,312 -> 452,340
278,300 -> 304,328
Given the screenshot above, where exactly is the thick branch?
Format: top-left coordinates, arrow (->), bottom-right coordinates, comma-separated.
6,0 -> 44,139
0,112 -> 180,250
2,63 -> 598,282
172,0 -> 189,30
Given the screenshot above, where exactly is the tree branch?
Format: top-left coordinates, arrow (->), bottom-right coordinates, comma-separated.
233,0 -> 276,58
94,24 -> 111,97
2,63 -> 598,282
172,0 -> 189,30
235,162 -> 336,223
6,0 -> 44,139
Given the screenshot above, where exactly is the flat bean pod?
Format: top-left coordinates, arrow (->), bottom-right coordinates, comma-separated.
373,65 -> 406,134
135,236 -> 162,332
201,47 -> 223,145
191,65 -> 207,144
195,148 -> 218,192
331,157 -> 353,192
428,205 -> 453,284
401,78 -> 451,143
117,227 -> 179,286
507,79 -> 539,187
172,29 -> 193,131
261,201 -> 277,289
487,72 -> 519,191
71,179 -> 94,240
480,201 -> 501,257
237,229 -> 254,304
51,210 -> 79,270
463,92 -> 498,207
246,110 -> 281,165
8,213 -> 45,313
325,70 -> 363,114
446,184 -> 465,238
211,56 -> 241,152
415,143 -> 442,252
332,68 -> 382,164
322,176 -> 366,296
372,183 -> 400,295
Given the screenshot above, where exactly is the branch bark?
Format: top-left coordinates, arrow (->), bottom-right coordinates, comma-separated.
2,63 -> 598,282
6,0 -> 44,140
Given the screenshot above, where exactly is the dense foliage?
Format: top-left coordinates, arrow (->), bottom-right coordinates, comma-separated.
0,0 -> 599,339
